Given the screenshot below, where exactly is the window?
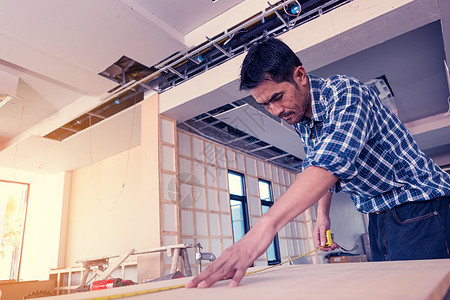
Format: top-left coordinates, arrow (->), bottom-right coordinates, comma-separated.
0,180 -> 29,280
228,171 -> 250,243
259,179 -> 281,265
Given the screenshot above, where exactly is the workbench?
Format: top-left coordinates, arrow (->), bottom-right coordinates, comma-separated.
42,259 -> 450,300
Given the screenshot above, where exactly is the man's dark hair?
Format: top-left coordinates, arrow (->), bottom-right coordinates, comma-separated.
239,37 -> 302,90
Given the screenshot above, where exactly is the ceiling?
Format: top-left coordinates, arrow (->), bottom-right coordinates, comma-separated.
0,0 -> 246,145
0,0 -> 449,174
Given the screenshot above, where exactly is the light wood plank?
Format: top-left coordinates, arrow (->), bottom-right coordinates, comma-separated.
43,259 -> 450,300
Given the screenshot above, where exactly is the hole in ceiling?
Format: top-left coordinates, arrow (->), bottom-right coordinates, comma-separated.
43,0 -> 351,165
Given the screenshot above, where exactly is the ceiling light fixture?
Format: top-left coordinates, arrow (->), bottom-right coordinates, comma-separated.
0,93 -> 12,109
0,70 -> 20,109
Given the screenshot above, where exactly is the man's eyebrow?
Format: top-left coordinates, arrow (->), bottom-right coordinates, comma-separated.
259,92 -> 283,105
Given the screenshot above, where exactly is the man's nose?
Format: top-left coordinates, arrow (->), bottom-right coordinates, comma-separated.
269,102 -> 283,116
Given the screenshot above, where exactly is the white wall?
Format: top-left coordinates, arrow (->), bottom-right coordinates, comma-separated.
0,167 -> 68,280
65,146 -> 148,266
327,192 -> 368,257
64,94 -> 163,280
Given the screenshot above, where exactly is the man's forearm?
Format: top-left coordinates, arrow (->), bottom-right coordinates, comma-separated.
317,191 -> 333,218
260,166 -> 338,234
227,166 -> 338,264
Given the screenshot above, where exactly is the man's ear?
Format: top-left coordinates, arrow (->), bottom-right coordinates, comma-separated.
294,66 -> 307,84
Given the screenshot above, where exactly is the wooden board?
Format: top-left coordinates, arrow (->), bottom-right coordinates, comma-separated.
42,259 -> 450,300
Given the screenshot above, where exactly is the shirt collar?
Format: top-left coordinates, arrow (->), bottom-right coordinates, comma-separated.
297,74 -> 326,128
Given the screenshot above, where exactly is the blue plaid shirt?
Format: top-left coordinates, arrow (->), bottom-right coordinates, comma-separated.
293,74 -> 450,213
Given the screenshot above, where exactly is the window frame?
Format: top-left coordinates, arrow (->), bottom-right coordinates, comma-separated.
258,179 -> 281,265
0,180 -> 30,280
227,171 -> 250,243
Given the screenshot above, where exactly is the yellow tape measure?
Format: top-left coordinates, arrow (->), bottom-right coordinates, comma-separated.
88,231 -> 334,300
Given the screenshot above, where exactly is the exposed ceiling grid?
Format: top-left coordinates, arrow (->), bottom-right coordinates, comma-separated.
0,0 -> 449,173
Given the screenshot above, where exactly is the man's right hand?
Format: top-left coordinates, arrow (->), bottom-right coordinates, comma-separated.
186,218 -> 275,288
313,215 -> 339,251
186,239 -> 254,288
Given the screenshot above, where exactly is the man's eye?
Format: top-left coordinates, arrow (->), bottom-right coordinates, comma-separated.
274,95 -> 283,102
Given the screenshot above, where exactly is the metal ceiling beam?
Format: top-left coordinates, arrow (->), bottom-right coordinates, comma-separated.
248,144 -> 273,153
268,153 -> 290,161
99,0 -> 298,104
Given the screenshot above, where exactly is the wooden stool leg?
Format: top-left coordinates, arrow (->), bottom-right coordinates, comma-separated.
170,248 -> 180,274
180,248 -> 192,277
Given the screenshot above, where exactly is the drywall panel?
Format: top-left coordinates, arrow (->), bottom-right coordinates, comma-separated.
256,161 -> 264,177
293,240 -> 299,255
140,94 -> 162,278
160,118 -> 175,144
222,238 -> 233,250
245,156 -> 256,176
192,138 -> 203,161
271,166 -> 279,183
235,153 -> 244,171
194,188 -> 207,210
278,169 -> 284,185
208,214 -> 220,236
179,158 -> 191,181
197,238 -> 209,252
215,105 -> 306,159
264,163 -> 271,179
290,173 -> 295,185
210,238 -> 222,257
216,168 -> 227,190
193,163 -> 205,186
175,130 -> 318,269
181,211 -> 194,236
273,184 -> 281,200
207,189 -> 218,211
162,235 -> 177,249
178,132 -> 191,157
205,166 -> 216,187
66,146 -> 145,265
290,222 -> 298,237
285,224 -> 292,237
284,172 -> 290,187
247,176 -> 258,197
287,242 -> 294,257
226,149 -> 235,169
220,215 -> 232,236
196,212 -> 208,236
251,216 -> 259,228
215,146 -> 226,168
280,185 -> 286,195
280,241 -> 288,258
162,203 -> 177,232
248,196 -> 260,217
161,145 -> 175,172
180,184 -> 193,208
204,141 -> 215,165
218,191 -> 229,213
161,173 -> 176,201
297,222 -> 304,237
